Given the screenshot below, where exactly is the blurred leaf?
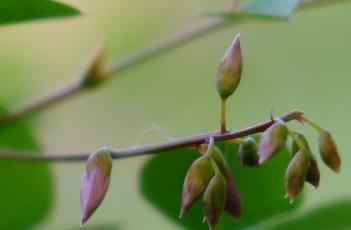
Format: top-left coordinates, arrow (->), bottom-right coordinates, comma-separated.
0,108 -> 53,229
0,0 -> 80,26
205,0 -> 300,21
269,200 -> 351,229
140,141 -> 303,229
300,0 -> 351,10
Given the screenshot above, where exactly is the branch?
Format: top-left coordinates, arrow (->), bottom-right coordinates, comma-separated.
0,0 -> 340,124
0,18 -> 230,124
0,109 -> 303,162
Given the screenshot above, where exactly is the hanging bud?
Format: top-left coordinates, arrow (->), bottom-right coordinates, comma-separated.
80,147 -> 112,225
306,155 -> 320,188
216,33 -> 242,100
258,120 -> 288,164
319,130 -> 341,173
81,43 -> 106,88
180,154 -> 214,218
284,151 -> 309,202
210,146 -> 242,219
291,133 -> 320,188
203,174 -> 226,229
238,137 -> 259,166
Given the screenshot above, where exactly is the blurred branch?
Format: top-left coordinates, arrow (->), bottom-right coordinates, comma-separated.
0,0 -> 346,124
0,110 -> 303,162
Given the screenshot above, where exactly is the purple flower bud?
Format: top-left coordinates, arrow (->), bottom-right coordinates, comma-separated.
319,130 -> 341,173
290,133 -> 320,188
80,147 -> 112,225
284,151 -> 309,202
306,155 -> 320,189
216,33 -> 242,100
258,121 -> 288,164
203,174 -> 226,228
180,154 -> 214,218
210,147 -> 242,219
238,137 -> 259,166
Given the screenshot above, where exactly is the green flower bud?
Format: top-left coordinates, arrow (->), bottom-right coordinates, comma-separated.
284,151 -> 309,202
258,121 -> 288,164
80,147 -> 112,225
81,43 -> 105,88
291,133 -> 320,188
319,130 -> 341,173
210,146 -> 242,219
203,173 -> 226,228
180,154 -> 214,218
238,137 -> 259,166
216,33 -> 242,100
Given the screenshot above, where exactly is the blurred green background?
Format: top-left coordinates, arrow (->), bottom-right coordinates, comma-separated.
0,0 -> 350,229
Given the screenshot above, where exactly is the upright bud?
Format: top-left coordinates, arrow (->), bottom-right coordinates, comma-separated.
203,174 -> 226,229
210,147 -> 242,219
180,154 -> 214,218
81,43 -> 105,88
216,33 -> 242,100
284,151 -> 309,202
80,147 -> 112,225
258,121 -> 288,164
319,130 -> 341,173
238,137 -> 259,166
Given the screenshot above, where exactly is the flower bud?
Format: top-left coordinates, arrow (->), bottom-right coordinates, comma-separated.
238,137 -> 259,166
203,174 -> 226,228
291,133 -> 320,188
258,121 -> 288,164
81,43 -> 105,88
216,33 -> 242,100
306,155 -> 320,188
80,147 -> 112,225
284,151 -> 309,202
319,130 -> 341,173
210,147 -> 242,219
180,154 -> 214,218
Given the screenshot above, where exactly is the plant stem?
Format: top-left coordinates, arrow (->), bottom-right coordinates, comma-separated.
299,115 -> 323,132
0,0 -> 342,125
0,18 -> 230,124
220,99 -> 227,133
0,110 -> 303,162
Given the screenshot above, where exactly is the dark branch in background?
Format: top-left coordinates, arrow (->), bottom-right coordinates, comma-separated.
0,0 -> 343,125
0,110 -> 302,162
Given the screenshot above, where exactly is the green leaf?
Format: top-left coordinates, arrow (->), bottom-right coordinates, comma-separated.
0,107 -> 53,229
0,0 -> 80,26
242,0 -> 301,18
140,141 -> 303,229
205,0 -> 300,21
269,200 -> 351,229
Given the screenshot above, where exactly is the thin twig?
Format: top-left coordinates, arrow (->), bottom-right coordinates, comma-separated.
0,18 -> 230,124
0,109 -> 303,162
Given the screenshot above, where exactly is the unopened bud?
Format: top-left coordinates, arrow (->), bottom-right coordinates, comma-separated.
203,174 -> 226,228
80,147 -> 112,225
284,151 -> 309,202
258,121 -> 288,164
210,146 -> 242,219
216,33 -> 242,100
180,154 -> 214,218
291,133 -> 320,188
238,137 -> 259,166
81,43 -> 105,88
306,155 -> 320,188
319,130 -> 341,173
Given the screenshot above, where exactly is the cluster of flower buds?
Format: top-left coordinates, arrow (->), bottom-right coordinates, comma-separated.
255,117 -> 341,203
180,138 -> 242,229
80,147 -> 112,225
